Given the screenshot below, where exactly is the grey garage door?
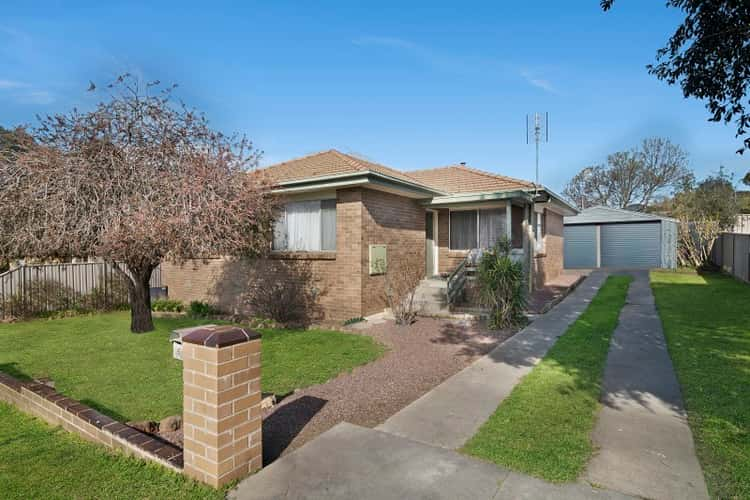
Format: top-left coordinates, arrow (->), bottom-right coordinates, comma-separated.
564,225 -> 597,268
601,222 -> 660,268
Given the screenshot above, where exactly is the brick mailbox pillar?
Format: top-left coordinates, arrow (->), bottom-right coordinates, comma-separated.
181,325 -> 262,487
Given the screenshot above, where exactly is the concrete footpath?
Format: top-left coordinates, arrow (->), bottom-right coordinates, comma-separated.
230,422 -> 633,500
377,270 -> 609,449
584,271 -> 709,499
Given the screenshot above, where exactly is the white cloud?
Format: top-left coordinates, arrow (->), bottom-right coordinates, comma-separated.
352,35 -> 477,74
521,70 -> 560,95
18,90 -> 54,105
0,79 -> 27,89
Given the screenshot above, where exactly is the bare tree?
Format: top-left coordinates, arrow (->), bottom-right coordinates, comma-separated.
382,252 -> 423,326
0,75 -> 277,332
563,137 -> 690,210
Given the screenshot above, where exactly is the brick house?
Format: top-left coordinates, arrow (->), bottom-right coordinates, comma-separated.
161,150 -> 577,322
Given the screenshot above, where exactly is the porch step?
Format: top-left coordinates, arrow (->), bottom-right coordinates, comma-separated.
414,279 -> 450,316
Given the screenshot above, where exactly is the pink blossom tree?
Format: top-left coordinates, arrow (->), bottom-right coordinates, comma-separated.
0,76 -> 277,332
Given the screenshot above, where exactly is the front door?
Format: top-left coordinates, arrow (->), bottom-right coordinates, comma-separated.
425,211 -> 435,277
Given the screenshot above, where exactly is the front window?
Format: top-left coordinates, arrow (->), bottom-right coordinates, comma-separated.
449,209 -> 506,250
273,199 -> 336,251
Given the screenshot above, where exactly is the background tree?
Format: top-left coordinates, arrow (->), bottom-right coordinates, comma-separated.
563,137 -> 691,209
602,1 -> 750,153
0,126 -> 27,273
0,76 -> 277,332
674,167 -> 739,229
672,168 -> 739,267
743,171 -> 750,186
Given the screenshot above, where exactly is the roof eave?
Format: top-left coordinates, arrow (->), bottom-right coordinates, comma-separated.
422,190 -> 534,206
526,187 -> 579,215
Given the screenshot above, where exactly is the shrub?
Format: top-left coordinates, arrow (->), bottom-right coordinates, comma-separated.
382,251 -> 423,326
343,317 -> 365,326
476,237 -> 527,329
151,299 -> 184,313
245,261 -> 322,326
79,273 -> 129,311
188,301 -> 219,318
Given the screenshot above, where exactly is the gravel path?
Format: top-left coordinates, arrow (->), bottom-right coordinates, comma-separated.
261,317 -> 516,464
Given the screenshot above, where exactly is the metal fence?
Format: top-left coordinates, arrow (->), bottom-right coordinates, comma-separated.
0,262 -> 162,319
732,214 -> 750,234
711,233 -> 750,283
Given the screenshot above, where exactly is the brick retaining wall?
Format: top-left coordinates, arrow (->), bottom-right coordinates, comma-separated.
0,372 -> 183,471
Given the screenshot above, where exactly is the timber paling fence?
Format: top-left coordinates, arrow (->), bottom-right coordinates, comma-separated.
711,232 -> 750,284
0,262 -> 162,320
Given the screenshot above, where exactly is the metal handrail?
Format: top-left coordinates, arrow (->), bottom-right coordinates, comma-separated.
446,256 -> 469,305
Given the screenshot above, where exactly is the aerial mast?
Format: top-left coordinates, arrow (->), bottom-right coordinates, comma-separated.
526,112 -> 549,195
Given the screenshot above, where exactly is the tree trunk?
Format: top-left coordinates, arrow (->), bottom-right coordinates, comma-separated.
129,273 -> 154,333
115,263 -> 155,333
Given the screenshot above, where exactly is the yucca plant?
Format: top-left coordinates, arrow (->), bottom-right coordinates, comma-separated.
476,237 -> 527,329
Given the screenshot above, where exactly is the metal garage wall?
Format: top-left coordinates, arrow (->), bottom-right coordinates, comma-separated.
564,225 -> 597,268
601,222 -> 661,268
660,220 -> 678,269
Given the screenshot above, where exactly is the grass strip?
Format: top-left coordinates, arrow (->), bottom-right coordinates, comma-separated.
0,401 -> 223,500
650,270 -> 750,499
463,274 -> 632,482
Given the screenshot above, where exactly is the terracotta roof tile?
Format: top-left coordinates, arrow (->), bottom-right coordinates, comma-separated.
407,164 -> 535,193
261,149 -> 433,189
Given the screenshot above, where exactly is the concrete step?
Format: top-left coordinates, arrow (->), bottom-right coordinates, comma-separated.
414,289 -> 447,301
415,299 -> 451,316
419,279 -> 447,289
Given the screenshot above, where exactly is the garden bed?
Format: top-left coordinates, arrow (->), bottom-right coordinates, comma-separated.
260,316 -> 517,463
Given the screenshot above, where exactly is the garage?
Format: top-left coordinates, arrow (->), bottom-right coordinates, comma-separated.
564,206 -> 677,269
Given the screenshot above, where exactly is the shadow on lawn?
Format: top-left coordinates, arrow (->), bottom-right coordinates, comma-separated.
0,362 -> 33,381
262,395 -> 327,465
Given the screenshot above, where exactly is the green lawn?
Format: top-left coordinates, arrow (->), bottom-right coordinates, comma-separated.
651,270 -> 750,499
463,275 -> 632,482
0,401 -> 223,500
0,311 -> 384,422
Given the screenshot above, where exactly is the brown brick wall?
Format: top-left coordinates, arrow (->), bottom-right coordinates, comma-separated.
533,210 -> 564,288
161,187 -> 417,322
360,189 -> 425,316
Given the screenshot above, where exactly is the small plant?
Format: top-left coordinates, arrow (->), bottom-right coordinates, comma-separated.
383,251 -> 423,326
188,300 -> 219,318
476,237 -> 527,329
151,299 -> 184,313
343,316 -> 365,326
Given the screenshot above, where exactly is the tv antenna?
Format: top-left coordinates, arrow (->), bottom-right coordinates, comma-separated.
526,112 -> 549,195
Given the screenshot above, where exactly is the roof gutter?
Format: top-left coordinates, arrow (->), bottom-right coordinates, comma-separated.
273,171 -> 444,198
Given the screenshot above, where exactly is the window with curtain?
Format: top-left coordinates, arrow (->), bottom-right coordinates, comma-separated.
273,199 -> 336,251
450,209 -> 506,250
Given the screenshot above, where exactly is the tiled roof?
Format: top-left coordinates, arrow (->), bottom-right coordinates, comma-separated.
407,164 -> 535,193
261,150 -> 535,195
261,149 -> 433,188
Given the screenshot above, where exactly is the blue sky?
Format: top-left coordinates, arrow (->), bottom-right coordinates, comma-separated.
1,1 -> 747,193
